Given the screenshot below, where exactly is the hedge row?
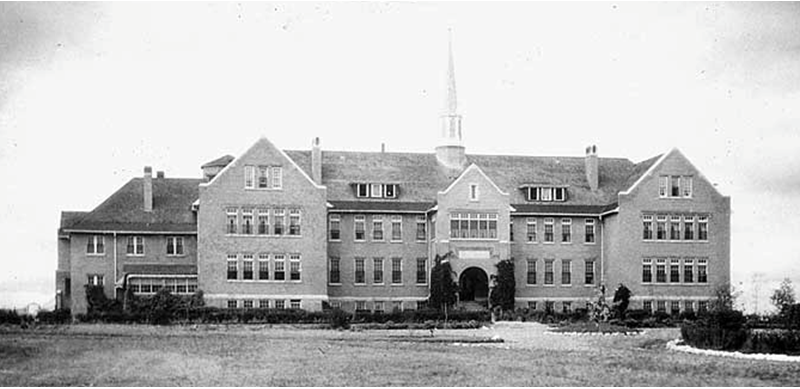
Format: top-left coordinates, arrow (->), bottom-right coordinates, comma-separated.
681,309 -> 800,355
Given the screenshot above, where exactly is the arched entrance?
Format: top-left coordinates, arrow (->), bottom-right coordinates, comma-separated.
459,267 -> 489,302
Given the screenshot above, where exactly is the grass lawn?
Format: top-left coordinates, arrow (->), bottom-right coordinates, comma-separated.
1,322 -> 800,386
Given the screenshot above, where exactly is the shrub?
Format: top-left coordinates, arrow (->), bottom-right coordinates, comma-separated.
612,284 -> 632,319
0,309 -> 22,325
681,309 -> 748,351
743,329 -> 800,355
37,309 -> 72,324
490,259 -> 515,311
428,253 -> 458,311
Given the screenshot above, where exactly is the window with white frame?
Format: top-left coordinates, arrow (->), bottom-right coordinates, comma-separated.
416,258 -> 427,284
656,258 -> 667,283
273,254 -> 285,281
354,257 -> 366,284
290,299 -> 301,309
544,259 -> 554,285
526,258 -> 537,285
528,301 -> 537,310
373,257 -> 384,284
683,258 -> 694,283
370,183 -> 383,198
87,274 -> 104,286
259,299 -> 269,309
554,187 -> 566,201
544,218 -> 554,243
330,301 -> 341,310
561,218 -> 572,243
524,186 -> 567,202
126,236 -> 144,256
257,166 -> 269,189
698,300 -> 708,313
642,215 -> 653,240
391,215 -> 402,241
669,258 -> 680,283
683,300 -> 694,313
656,215 -> 667,240
671,175 -> 681,197
643,300 -> 653,313
355,300 -> 367,312
243,300 -> 253,309
698,216 -> 709,241
244,166 -> 255,189
671,300 -> 680,314
227,300 -> 238,309
354,215 -> 366,241
357,183 -> 369,197
416,215 -> 426,241
270,167 -> 282,189
289,254 -> 302,281
585,219 -> 596,243
372,215 -> 384,241
526,218 -> 537,242
392,257 -> 403,284
684,215 -> 695,240
656,300 -> 667,313
682,176 -> 693,197
273,209 -> 285,235
257,208 -> 269,235
242,254 -> 254,280
288,209 -> 301,236
374,301 -> 385,314
87,235 -> 104,255
698,258 -> 708,283
450,213 -> 498,240
275,300 -> 285,310
469,184 -> 479,201
561,259 -> 572,285
226,208 -> 238,234
258,253 -> 269,280
227,254 -> 238,280
329,214 -> 341,241
585,260 -> 595,285
241,209 -> 254,235
384,184 -> 397,198
510,221 -> 514,242
642,258 -> 653,283
391,301 -> 402,312
670,215 -> 681,240
659,175 -> 693,198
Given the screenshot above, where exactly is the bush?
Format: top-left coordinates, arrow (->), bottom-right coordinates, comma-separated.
328,308 -> 350,329
0,309 -> 22,325
37,310 -> 72,324
742,329 -> 800,355
681,309 -> 748,351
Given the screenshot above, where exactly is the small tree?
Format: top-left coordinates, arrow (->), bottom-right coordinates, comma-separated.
612,283 -> 632,319
428,252 -> 458,312
771,278 -> 796,314
711,283 -> 741,313
490,259 -> 515,311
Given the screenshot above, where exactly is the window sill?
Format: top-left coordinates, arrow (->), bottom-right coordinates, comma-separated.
583,242 -> 596,245
86,253 -> 106,257
391,283 -> 404,287
643,240 -> 709,243
126,254 -> 145,257
244,188 -> 283,191
329,239 -> 341,243
166,254 -> 186,258
390,240 -> 403,244
449,238 -> 500,242
328,283 -> 342,286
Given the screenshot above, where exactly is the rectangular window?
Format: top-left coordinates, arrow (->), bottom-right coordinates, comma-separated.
643,300 -> 653,313
554,187 -> 565,201
355,300 -> 367,312
683,259 -> 694,283
585,260 -> 595,285
372,216 -> 384,241
259,299 -> 270,309
670,259 -> 680,283
273,209 -> 285,235
126,236 -> 145,255
659,176 -> 668,197
330,301 -> 341,310
392,258 -> 402,284
87,235 -> 105,255
241,209 -> 253,235
244,166 -> 255,189
243,300 -> 253,309
642,259 -> 653,283
275,300 -> 285,310
527,187 -> 539,201
585,219 -> 595,243
698,300 -> 708,313
450,213 -> 499,240
642,215 -> 653,240
329,257 -> 340,284
656,259 -> 667,283
257,208 -> 269,235
258,253 -> 269,280
370,183 -> 383,198
226,208 -> 238,234
671,175 -> 681,197
526,259 -> 537,285
288,209 -> 301,236
274,255 -> 285,281
391,301 -> 402,312
670,216 -> 681,240
657,300 -> 667,313
488,214 -> 498,239
526,218 -> 537,242
656,216 -> 667,240
416,258 -> 427,284
684,300 -> 694,313
682,176 -> 693,197
509,221 -> 514,242
384,184 -> 396,198
329,214 -> 341,241
391,215 -> 402,241
684,216 -> 695,240
698,216 -> 709,241
257,166 -> 269,189
87,274 -> 104,286
561,218 -> 572,243
469,184 -> 479,201
227,254 -> 238,280
290,299 -> 301,310
561,259 -> 571,285
354,215 -> 366,241
698,259 -> 708,283
416,215 -> 427,241
562,301 -> 572,314
242,254 -> 254,280
545,301 -> 554,313
373,257 -> 384,284
356,183 -> 369,198
374,301 -> 385,314
544,260 -> 554,285
671,301 -> 681,314
271,167 -> 282,189
290,254 -> 301,281
541,187 -> 552,201
544,218 -> 554,243
227,300 -> 238,309
354,257 -> 365,284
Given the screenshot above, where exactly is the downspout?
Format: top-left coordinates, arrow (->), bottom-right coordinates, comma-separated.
113,232 -> 118,299
599,214 -> 605,287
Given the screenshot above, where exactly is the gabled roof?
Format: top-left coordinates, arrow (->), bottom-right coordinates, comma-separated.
65,178 -> 202,233
286,149 -> 659,209
59,211 -> 88,235
201,155 -> 234,169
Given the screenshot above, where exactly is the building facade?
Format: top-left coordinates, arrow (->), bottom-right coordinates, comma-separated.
56,45 -> 730,315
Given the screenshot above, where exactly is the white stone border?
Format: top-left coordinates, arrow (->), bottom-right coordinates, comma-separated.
545,330 -> 643,337
667,339 -> 800,362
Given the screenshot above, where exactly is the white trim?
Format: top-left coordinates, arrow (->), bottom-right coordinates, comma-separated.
620,149 -> 672,195
630,295 -> 712,301
331,209 -> 426,214
514,297 -> 592,302
328,296 -> 427,302
620,148 -> 727,198
64,229 -> 197,235
206,293 -> 329,300
438,163 -> 510,196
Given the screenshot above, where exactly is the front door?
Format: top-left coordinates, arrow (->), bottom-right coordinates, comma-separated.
459,267 -> 489,302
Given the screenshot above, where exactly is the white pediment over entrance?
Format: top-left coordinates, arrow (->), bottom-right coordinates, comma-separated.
458,250 -> 491,260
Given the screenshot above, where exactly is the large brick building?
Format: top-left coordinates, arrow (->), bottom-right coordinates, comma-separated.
56,45 -> 730,315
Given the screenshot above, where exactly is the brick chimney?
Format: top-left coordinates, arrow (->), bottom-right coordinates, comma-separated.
143,166 -> 153,212
311,137 -> 322,185
585,145 -> 599,191
156,171 -> 164,179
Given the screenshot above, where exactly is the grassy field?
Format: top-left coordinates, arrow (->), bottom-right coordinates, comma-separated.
1,322 -> 799,386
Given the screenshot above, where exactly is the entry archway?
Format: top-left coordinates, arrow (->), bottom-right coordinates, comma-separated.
459,267 -> 489,302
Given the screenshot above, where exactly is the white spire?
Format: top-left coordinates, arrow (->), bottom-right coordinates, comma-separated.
440,28 -> 463,147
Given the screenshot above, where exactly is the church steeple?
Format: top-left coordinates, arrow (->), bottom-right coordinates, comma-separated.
436,30 -> 467,169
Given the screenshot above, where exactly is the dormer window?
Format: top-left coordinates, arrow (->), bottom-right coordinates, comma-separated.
523,186 -> 567,202
354,183 -> 399,199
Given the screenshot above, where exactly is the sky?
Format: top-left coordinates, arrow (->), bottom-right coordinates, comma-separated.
1,2 -> 799,313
